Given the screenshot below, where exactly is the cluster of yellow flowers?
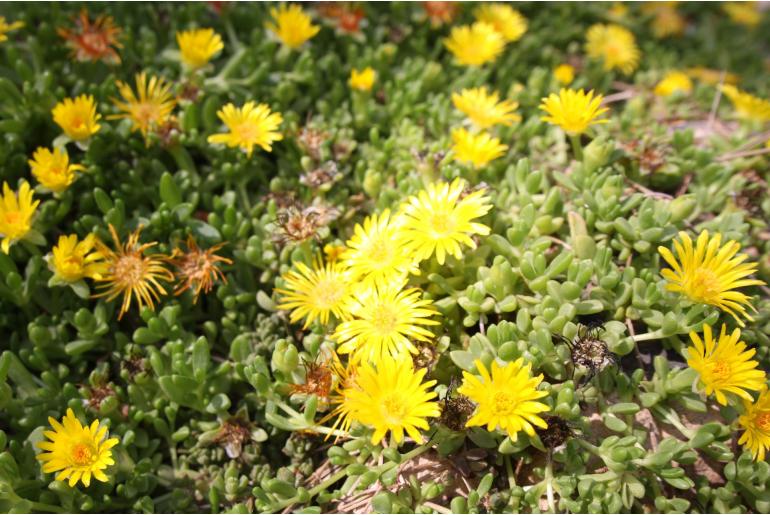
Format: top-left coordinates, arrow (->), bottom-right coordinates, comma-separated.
443,4 -> 527,67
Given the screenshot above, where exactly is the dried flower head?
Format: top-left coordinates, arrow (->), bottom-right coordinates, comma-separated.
289,356 -> 335,398
300,161 -> 342,189
423,2 -> 459,27
273,205 -> 321,246
559,324 -> 618,384
535,415 -> 576,449
170,235 -> 232,302
57,9 -> 122,64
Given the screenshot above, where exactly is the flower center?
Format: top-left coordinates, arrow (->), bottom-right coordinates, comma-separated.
688,267 -> 722,303
236,122 -> 259,142
113,254 -> 145,285
429,212 -> 455,236
368,238 -> 392,264
371,304 -> 398,335
710,360 -> 731,382
3,211 -> 22,226
134,103 -> 158,126
492,391 -> 516,416
756,413 -> 770,432
313,279 -> 345,309
382,394 -> 408,424
70,443 -> 94,466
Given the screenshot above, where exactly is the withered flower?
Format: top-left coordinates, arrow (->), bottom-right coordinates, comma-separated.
289,357 -> 335,398
170,235 -> 231,302
58,9 -> 122,64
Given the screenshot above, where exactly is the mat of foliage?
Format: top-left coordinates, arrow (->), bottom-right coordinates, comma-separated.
1,2 -> 770,514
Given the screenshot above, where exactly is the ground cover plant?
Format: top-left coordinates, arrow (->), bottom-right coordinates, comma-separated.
1,2 -> 770,513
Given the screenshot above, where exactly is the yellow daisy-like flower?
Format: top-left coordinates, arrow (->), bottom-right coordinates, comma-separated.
349,67 -> 376,92
608,2 -> 629,20
48,234 -> 108,284
451,87 -> 520,129
554,64 -> 575,85
35,408 -> 119,487
658,230 -> 766,327
93,224 -> 175,320
539,88 -> 609,135
275,256 -> 352,329
28,147 -> 85,194
340,209 -> 417,289
723,2 -> 761,27
720,85 -> 770,123
458,358 -> 550,441
52,95 -> 101,142
334,280 -> 439,364
176,28 -> 224,70
0,16 -> 23,42
687,324 -> 766,406
399,178 -> 492,265
0,181 -> 39,254
451,127 -> 508,168
642,2 -> 686,38
444,22 -> 505,67
266,4 -> 320,49
323,243 -> 346,263
474,3 -> 527,43
332,354 -> 440,445
739,388 -> 770,461
110,72 -> 176,139
207,102 -> 284,157
654,71 -> 693,97
686,67 -> 739,86
585,23 -> 641,75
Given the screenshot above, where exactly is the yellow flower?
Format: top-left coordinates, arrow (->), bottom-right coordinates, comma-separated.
608,2 -> 629,20
266,4 -> 320,49
654,71 -> 693,97
399,178 -> 492,265
332,354 -> 440,445
739,388 -> 770,461
349,67 -> 376,92
687,324 -> 766,406
642,2 -> 686,38
0,181 -> 39,254
340,209 -> 417,289
52,95 -> 101,142
28,147 -> 85,193
0,16 -> 24,42
93,224 -> 175,320
176,28 -> 224,70
458,358 -> 550,441
48,234 -> 108,284
444,22 -> 505,67
585,23 -> 640,75
723,2 -> 761,27
474,3 -> 527,42
451,86 -> 520,129
451,127 -> 508,168
334,280 -> 439,364
323,243 -> 346,263
686,67 -> 739,86
658,230 -> 766,327
36,408 -> 119,487
275,256 -> 352,329
720,84 -> 770,123
554,64 -> 575,85
110,72 -> 176,139
207,102 -> 283,157
539,88 -> 609,135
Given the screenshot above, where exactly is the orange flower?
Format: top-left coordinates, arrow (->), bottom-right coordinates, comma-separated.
57,9 -> 122,64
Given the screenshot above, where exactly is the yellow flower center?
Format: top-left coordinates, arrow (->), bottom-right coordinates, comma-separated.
492,391 -> 516,416
235,122 -> 258,142
134,103 -> 157,126
368,238 -> 392,263
756,413 -> 770,432
710,360 -> 731,381
70,442 -> 94,466
689,267 -> 722,303
4,211 -> 21,226
371,304 -> 398,335
113,253 -> 145,286
382,393 -> 408,424
313,279 -> 346,309
429,212 -> 454,236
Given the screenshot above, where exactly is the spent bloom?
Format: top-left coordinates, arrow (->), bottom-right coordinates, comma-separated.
28,147 -> 85,193
720,85 -> 770,123
36,408 -> 119,487
208,102 -> 283,156
423,1 -> 459,27
52,95 -> 101,142
654,71 -> 693,97
452,86 -> 520,129
399,178 -> 492,265
275,256 -> 352,328
687,324 -> 766,406
444,22 -> 505,67
540,88 -> 609,135
451,127 -> 508,168
739,388 -> 770,461
585,23 -> 640,75
458,359 -> 550,441
266,4 -> 320,49
0,181 -> 39,254
658,230 -> 766,326
177,28 -> 224,70
47,233 -> 108,284
0,16 -> 24,42
57,9 -> 122,64
170,236 -> 232,302
349,67 -> 376,92
334,280 -> 439,363
110,72 -> 177,139
553,64 -> 575,85
93,224 -> 175,320
332,354 -> 440,445
474,3 -> 527,42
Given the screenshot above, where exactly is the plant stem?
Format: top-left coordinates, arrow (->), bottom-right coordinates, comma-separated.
545,451 -> 556,513
632,329 -> 664,342
267,467 -> 348,513
569,133 -> 584,161
30,501 -> 67,513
